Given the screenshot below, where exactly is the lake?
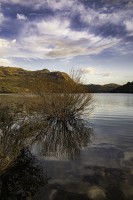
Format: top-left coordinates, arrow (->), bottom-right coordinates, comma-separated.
0,93 -> 133,200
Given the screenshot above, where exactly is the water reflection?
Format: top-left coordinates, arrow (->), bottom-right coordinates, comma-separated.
0,100 -> 93,199
33,119 -> 93,160
0,93 -> 133,199
0,148 -> 48,199
0,104 -> 93,173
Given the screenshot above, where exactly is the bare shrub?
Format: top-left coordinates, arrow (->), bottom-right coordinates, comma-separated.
26,69 -> 94,158
0,103 -> 43,173
29,69 -> 94,121
0,69 -> 94,172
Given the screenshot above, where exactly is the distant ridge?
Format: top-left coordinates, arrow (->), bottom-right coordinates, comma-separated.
111,82 -> 133,93
86,83 -> 120,93
0,66 -> 132,93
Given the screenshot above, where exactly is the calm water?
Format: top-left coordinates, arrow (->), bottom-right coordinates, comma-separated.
0,93 -> 133,200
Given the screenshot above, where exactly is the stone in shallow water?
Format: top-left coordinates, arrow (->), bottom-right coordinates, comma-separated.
49,189 -> 58,200
87,185 -> 106,200
49,179 -> 90,195
49,180 -> 107,199
122,183 -> 133,199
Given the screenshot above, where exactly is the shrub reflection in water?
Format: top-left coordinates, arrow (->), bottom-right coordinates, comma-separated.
32,117 -> 93,160
0,91 -> 93,199
0,148 -> 48,199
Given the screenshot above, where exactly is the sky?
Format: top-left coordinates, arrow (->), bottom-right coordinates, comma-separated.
0,0 -> 133,85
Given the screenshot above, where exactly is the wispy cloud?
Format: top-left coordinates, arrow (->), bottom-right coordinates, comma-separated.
0,16 -> 120,60
97,72 -> 112,77
0,58 -> 11,66
81,67 -> 96,74
124,20 -> 133,33
16,13 -> 27,21
81,67 -> 112,77
0,12 -> 4,24
0,0 -> 133,71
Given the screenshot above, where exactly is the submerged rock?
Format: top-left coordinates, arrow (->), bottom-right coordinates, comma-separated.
49,189 -> 58,200
87,185 -> 106,200
49,180 -> 107,200
49,179 -> 90,194
122,183 -> 133,199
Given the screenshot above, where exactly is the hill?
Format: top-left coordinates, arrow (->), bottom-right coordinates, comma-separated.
112,82 -> 133,93
0,66 -> 73,93
0,67 -> 132,93
86,83 -> 120,93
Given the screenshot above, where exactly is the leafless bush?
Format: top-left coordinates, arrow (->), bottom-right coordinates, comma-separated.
0,70 -> 94,172
29,69 -> 94,122
25,69 -> 94,159
0,103 -> 43,173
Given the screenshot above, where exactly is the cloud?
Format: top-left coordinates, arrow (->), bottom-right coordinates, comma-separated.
102,0 -> 132,5
81,67 -> 96,74
0,58 -> 11,66
0,16 -> 120,60
124,20 -> 133,33
16,13 -> 27,20
81,67 -> 112,77
0,38 -> 18,57
36,19 -> 69,37
97,72 -> 111,77
0,0 -> 33,6
0,0 -> 75,8
0,13 -> 4,24
0,0 -> 132,61
0,38 -> 9,47
0,0 -> 76,16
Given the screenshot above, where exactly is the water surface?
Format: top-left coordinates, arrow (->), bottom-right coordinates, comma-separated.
0,93 -> 133,200
35,93 -> 133,199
